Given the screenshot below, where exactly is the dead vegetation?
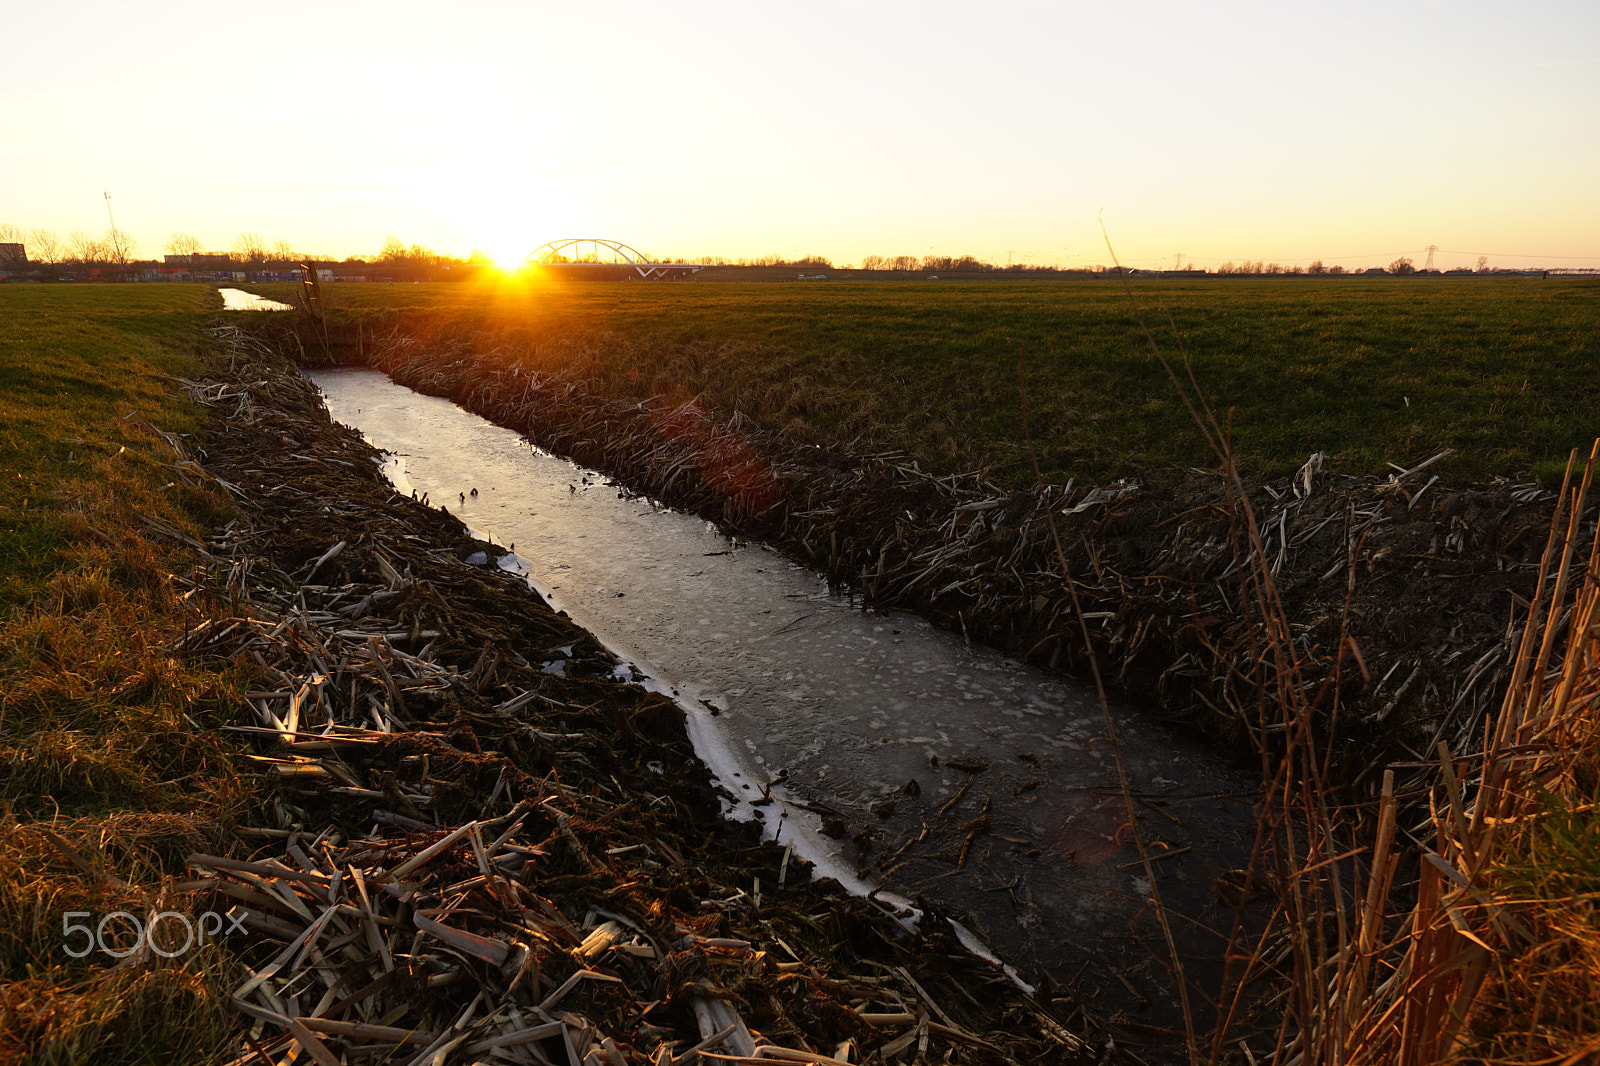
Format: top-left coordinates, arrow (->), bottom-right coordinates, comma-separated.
1194,438 -> 1600,1064
1082,258 -> 1600,1063
347,331 -> 1578,791
159,328 -> 1094,1064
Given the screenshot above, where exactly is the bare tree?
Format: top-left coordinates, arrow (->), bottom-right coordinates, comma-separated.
165,232 -> 204,257
232,232 -> 266,262
378,237 -> 440,266
103,228 -> 135,265
1388,256 -> 1416,276
0,223 -> 22,269
1476,255 -> 1490,273
28,229 -> 60,263
270,239 -> 297,262
67,230 -> 104,263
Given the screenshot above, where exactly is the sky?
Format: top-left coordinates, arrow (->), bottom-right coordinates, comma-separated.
3,0 -> 1597,271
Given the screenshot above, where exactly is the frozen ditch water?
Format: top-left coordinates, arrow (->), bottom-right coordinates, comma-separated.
219,287 -> 294,311
310,366 -> 1257,1024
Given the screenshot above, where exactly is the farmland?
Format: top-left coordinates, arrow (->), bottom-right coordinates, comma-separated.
2,277 -> 1597,1062
254,274 -> 1600,488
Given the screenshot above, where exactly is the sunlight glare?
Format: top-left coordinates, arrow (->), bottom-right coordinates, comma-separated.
486,244 -> 532,271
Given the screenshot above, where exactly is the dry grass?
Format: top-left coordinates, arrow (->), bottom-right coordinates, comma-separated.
1197,444 -> 1600,1064
0,284 -> 254,1064
1090,254 -> 1600,1062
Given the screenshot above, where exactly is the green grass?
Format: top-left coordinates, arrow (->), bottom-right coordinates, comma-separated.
0,283 -> 247,1064
0,285 -> 224,597
253,274 -> 1599,486
2,277 -> 1595,1059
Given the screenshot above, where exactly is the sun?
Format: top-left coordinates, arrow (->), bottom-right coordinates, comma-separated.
477,244 -> 531,272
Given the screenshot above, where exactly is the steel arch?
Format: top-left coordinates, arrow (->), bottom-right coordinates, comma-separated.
525,239 -> 703,279
528,238 -> 653,266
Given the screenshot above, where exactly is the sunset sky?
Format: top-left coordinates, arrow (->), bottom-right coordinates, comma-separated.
4,0 -> 1597,271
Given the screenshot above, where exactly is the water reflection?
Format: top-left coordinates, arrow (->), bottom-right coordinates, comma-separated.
219,287 -> 294,312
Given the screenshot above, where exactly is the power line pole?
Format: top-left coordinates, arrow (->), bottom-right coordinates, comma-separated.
104,191 -> 117,233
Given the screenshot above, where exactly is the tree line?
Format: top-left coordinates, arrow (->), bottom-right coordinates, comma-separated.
0,224 -> 485,269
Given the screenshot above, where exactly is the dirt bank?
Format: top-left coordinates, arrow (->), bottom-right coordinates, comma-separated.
266,321 -> 1592,794
184,327 -> 1095,1062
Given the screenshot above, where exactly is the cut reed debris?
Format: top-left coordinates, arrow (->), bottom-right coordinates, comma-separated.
315,327 -> 1581,788
177,327 -> 1094,1064
1199,443 -> 1600,1065
1334,443 -> 1600,1064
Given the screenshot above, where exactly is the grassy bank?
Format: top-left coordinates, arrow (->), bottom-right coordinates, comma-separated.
253,274 -> 1599,487
0,284 -> 256,1061
5,281 -> 1597,1061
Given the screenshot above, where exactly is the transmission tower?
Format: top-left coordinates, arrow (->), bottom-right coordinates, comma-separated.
1423,244 -> 1438,271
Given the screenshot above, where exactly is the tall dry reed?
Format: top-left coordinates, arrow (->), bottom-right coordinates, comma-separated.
1102,225 -> 1599,1061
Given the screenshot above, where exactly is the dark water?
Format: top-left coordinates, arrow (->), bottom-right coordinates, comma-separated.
311,366 -> 1258,1036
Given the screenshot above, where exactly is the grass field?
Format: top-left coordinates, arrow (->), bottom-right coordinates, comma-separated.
2,279 -> 1597,1060
0,283 -> 249,1062
254,274 -> 1600,487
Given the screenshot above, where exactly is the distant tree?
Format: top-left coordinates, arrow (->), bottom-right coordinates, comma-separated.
1476,255 -> 1490,273
270,239 -> 297,262
103,228 -> 135,265
1306,260 -> 1327,275
1388,256 -> 1416,276
0,224 -> 22,269
1328,264 -> 1346,275
0,226 -> 23,269
231,232 -> 267,262
28,228 -> 60,263
379,235 -> 408,262
66,230 -> 104,263
165,232 -> 204,257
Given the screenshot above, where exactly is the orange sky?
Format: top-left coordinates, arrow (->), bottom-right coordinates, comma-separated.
5,1 -> 1597,271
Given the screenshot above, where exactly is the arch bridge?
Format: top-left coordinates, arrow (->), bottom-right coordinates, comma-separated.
526,239 -> 705,279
